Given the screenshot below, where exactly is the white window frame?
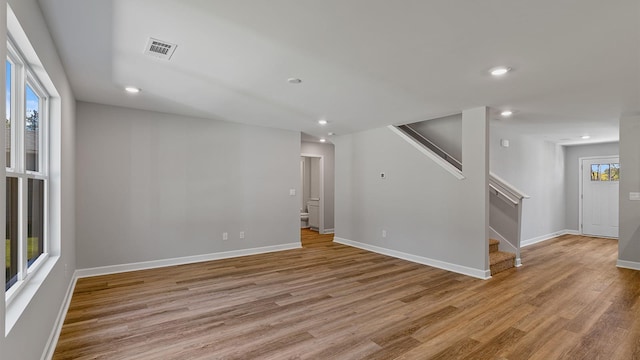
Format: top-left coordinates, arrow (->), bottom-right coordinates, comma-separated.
5,37 -> 50,304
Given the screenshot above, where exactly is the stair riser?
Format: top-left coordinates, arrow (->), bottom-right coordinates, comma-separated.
491,259 -> 515,275
489,244 -> 499,253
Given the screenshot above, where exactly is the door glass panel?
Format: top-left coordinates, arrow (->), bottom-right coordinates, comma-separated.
599,164 -> 610,181
610,163 -> 620,181
591,164 -> 599,181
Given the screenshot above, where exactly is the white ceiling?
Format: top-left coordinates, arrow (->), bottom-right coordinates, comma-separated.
38,0 -> 639,144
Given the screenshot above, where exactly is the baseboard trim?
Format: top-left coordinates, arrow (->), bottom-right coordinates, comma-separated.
41,274 -> 78,360
521,229 -> 578,247
75,243 -> 301,279
617,260 -> 640,271
334,237 -> 490,280
322,228 -> 335,234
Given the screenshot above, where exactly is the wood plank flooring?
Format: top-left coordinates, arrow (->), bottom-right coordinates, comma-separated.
53,232 -> 640,359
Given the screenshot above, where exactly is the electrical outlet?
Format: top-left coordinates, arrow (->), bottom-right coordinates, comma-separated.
382,230 -> 387,238
240,231 -> 245,239
222,232 -> 228,241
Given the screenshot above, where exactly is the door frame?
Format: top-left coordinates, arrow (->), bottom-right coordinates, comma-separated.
578,155 -> 619,237
301,153 -> 325,234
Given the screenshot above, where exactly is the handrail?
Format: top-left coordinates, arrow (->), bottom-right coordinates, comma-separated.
489,172 -> 530,201
397,124 -> 462,171
490,183 -> 518,205
395,123 -> 529,208
388,126 -> 465,180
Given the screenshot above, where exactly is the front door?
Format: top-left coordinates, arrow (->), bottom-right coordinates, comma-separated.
582,157 -> 619,238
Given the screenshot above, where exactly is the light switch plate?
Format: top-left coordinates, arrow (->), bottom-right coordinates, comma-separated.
630,192 -> 640,201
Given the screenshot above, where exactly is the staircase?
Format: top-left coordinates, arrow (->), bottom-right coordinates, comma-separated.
392,121 -> 528,277
489,239 -> 516,275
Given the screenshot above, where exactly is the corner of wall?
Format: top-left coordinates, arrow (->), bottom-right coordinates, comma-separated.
618,115 -> 640,265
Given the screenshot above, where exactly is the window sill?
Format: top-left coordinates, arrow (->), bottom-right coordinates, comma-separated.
5,255 -> 59,336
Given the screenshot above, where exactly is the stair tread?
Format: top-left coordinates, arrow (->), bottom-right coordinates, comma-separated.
490,250 -> 516,265
489,239 -> 500,246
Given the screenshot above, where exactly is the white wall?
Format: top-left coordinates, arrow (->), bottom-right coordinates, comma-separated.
490,125 -> 566,242
1,0 -> 76,359
563,142 -> 619,231
76,102 -> 301,268
618,115 -> 640,268
301,141 -> 335,231
335,108 -> 489,277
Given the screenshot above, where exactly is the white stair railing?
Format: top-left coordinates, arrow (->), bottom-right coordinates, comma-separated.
489,172 -> 528,266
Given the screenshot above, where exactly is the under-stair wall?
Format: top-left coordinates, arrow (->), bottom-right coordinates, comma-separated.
334,107 -> 490,278
490,192 -> 518,254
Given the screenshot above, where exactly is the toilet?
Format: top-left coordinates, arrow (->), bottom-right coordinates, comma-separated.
300,211 -> 309,228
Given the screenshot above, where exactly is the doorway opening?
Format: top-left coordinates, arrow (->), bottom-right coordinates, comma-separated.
300,154 -> 324,233
300,136 -> 335,245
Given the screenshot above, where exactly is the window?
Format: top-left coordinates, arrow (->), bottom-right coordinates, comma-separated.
591,163 -> 620,182
5,39 -> 49,293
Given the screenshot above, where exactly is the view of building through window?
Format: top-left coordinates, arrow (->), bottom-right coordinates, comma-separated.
25,84 -> 39,172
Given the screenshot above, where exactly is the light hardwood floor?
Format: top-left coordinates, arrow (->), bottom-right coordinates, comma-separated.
53,232 -> 640,359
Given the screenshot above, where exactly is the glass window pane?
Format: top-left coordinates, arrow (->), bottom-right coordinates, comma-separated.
25,85 -> 40,172
27,178 -> 44,266
611,163 -> 620,181
599,164 -> 610,181
6,177 -> 18,290
6,61 -> 11,168
591,164 -> 599,181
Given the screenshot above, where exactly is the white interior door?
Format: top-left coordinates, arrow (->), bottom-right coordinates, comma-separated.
582,157 -> 619,238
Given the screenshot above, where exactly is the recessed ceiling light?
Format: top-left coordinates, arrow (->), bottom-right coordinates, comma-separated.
318,119 -> 328,125
319,138 -> 326,143
581,135 -> 591,140
500,110 -> 513,117
287,78 -> 302,84
125,86 -> 141,93
490,66 -> 511,76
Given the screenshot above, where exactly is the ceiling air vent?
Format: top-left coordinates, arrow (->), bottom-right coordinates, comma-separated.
144,38 -> 177,60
